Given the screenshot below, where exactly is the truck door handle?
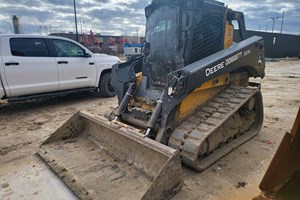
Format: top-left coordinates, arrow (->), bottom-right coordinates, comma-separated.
57,61 -> 68,64
5,62 -> 19,66
89,62 -> 95,65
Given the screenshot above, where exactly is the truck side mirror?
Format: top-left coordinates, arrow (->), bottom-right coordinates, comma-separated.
83,50 -> 91,58
144,42 -> 150,56
84,53 -> 92,58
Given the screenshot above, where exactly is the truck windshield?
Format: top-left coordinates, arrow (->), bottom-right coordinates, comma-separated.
146,6 -> 178,86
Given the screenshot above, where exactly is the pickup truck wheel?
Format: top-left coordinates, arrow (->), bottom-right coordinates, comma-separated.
97,72 -> 116,97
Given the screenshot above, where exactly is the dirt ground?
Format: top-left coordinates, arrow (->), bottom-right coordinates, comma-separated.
0,60 -> 299,200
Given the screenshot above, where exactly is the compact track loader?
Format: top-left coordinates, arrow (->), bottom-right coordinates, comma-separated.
38,0 -> 265,199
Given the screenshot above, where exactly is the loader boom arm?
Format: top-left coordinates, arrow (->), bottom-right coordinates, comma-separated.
162,36 -> 265,117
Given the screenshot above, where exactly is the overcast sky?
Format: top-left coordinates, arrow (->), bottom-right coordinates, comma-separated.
0,0 -> 299,36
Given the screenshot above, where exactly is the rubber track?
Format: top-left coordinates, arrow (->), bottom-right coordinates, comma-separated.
168,86 -> 259,170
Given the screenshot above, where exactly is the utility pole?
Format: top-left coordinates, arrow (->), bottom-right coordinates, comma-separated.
280,10 -> 285,33
73,0 -> 79,42
265,24 -> 268,32
136,27 -> 139,43
12,15 -> 20,34
78,22 -> 84,35
271,16 -> 279,33
259,25 -> 261,31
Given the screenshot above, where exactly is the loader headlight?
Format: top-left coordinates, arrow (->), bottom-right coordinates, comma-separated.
257,54 -> 263,67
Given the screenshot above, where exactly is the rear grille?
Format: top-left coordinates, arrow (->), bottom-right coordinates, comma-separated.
190,13 -> 225,63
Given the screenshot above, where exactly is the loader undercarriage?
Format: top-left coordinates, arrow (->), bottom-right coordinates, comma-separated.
169,84 -> 263,170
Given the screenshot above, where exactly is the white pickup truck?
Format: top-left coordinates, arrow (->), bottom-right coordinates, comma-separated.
0,34 -> 119,101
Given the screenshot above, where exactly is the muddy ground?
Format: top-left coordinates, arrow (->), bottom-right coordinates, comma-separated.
0,60 -> 299,200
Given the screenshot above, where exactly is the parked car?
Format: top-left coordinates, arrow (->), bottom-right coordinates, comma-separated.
0,34 -> 119,101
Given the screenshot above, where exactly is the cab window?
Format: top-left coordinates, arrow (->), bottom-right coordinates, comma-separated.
10,38 -> 50,57
52,39 -> 84,57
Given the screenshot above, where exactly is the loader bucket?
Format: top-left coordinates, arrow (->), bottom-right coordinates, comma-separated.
37,110 -> 183,200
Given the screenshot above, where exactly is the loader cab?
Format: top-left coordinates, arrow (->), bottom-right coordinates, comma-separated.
144,0 -> 228,87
